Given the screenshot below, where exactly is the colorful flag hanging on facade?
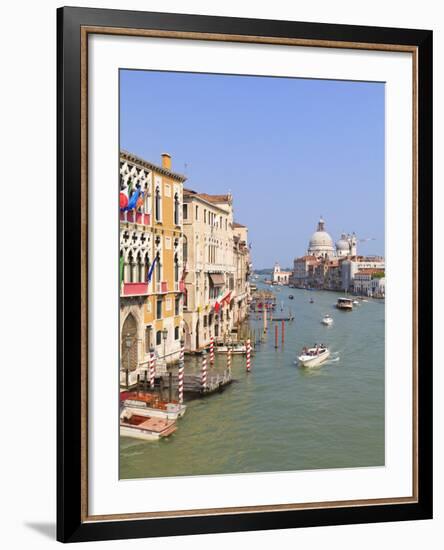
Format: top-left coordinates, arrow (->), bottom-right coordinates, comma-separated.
126,187 -> 141,211
147,255 -> 157,283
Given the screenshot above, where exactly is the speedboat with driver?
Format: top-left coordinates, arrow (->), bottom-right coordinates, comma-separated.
297,344 -> 330,367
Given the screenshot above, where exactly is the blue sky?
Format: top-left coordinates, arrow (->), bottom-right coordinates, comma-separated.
120,70 -> 385,269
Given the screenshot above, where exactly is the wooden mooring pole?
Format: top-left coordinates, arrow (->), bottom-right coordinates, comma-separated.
281,319 -> 285,346
275,324 -> 278,349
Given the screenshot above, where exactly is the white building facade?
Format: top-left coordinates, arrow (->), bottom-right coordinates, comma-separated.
182,190 -> 250,352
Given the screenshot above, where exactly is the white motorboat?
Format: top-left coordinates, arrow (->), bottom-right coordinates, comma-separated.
352,300 -> 359,305
120,409 -> 177,441
321,314 -> 333,326
298,345 -> 330,367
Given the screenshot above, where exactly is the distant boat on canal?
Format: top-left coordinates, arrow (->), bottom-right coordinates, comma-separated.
336,297 -> 353,310
321,314 -> 333,326
297,345 -> 330,368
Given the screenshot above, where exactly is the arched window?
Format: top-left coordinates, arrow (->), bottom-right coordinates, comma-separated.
174,192 -> 180,226
136,252 -> 143,282
128,251 -> 135,282
174,254 -> 179,284
155,251 -> 162,283
183,237 -> 188,263
155,186 -> 161,222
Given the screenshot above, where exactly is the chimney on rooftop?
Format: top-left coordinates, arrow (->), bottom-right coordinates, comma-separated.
161,153 -> 171,170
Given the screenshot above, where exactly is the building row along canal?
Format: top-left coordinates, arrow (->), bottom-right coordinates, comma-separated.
119,150 -> 251,388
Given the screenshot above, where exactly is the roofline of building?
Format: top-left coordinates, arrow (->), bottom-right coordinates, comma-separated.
120,150 -> 187,182
183,189 -> 230,214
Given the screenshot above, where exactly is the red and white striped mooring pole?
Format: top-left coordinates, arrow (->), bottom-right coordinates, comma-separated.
209,336 -> 215,365
227,344 -> 232,377
178,339 -> 185,404
246,338 -> 251,373
201,350 -> 208,390
149,347 -> 156,389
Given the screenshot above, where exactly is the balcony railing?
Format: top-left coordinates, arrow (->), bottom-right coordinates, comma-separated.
122,282 -> 149,296
174,281 -> 186,292
155,281 -> 168,293
120,211 -> 151,225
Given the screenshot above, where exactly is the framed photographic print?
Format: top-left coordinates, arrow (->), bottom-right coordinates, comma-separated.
57,6 -> 433,543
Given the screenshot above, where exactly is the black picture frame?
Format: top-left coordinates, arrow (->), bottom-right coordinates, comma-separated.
57,6 -> 433,543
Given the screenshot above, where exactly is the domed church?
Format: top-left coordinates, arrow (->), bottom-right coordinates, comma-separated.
307,217 -> 357,259
307,217 -> 336,258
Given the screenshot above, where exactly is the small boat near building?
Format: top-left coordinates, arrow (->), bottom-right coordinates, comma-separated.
120,410 -> 177,441
120,391 -> 187,420
215,341 -> 254,354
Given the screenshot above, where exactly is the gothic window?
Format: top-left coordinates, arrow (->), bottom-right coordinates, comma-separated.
183,237 -> 188,263
136,252 -> 143,282
128,250 -> 135,283
174,254 -> 179,284
174,192 -> 180,226
156,298 -> 162,320
155,186 -> 161,222
145,326 -> 152,353
155,251 -> 162,283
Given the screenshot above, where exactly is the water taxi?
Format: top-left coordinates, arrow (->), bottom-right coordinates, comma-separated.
120,410 -> 177,441
298,345 -> 330,367
120,391 -> 187,420
336,297 -> 353,310
321,314 -> 333,326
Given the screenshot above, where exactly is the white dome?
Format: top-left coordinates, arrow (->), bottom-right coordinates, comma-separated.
336,238 -> 349,251
307,217 -> 335,258
309,231 -> 334,249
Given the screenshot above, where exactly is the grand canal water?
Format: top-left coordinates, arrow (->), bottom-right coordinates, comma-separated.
120,284 -> 385,479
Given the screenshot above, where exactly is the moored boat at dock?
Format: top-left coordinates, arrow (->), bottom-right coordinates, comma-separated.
120,410 -> 177,441
120,391 -> 187,420
297,345 -> 330,367
215,341 -> 254,354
